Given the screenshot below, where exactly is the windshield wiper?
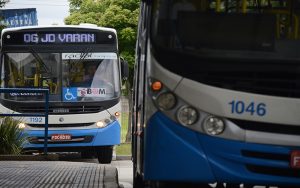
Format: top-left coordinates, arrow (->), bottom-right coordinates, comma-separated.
78,47 -> 92,63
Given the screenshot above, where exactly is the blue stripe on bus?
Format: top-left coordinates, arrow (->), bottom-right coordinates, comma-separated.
23,120 -> 120,148
144,111 -> 300,185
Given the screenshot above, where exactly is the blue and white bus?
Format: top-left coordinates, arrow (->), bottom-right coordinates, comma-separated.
0,25 -> 128,163
132,0 -> 300,187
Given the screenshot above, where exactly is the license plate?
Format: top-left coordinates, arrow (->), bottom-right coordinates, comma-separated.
290,151 -> 300,168
51,134 -> 72,141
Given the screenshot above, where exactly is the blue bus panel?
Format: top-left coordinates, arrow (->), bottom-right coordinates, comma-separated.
144,112 -> 300,186
24,120 -> 120,149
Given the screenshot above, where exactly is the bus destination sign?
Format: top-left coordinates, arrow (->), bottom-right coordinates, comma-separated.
23,33 -> 95,44
3,32 -> 99,45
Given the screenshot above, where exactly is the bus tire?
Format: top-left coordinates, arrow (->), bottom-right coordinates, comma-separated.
96,146 -> 113,164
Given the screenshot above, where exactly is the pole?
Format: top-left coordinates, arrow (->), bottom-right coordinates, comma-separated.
43,89 -> 49,155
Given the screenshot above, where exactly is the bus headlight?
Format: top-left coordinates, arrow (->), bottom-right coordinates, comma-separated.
18,122 -> 27,129
203,116 -> 225,135
156,92 -> 177,110
96,121 -> 106,128
96,119 -> 111,128
177,106 -> 198,126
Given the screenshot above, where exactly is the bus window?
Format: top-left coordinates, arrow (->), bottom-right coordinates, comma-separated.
3,53 -> 59,95
152,0 -> 300,60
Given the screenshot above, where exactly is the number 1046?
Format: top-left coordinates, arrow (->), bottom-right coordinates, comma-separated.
228,100 -> 266,116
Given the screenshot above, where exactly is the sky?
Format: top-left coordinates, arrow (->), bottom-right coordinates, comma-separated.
4,0 -> 70,25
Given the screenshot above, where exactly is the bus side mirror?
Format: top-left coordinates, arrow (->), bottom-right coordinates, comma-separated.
120,58 -> 129,80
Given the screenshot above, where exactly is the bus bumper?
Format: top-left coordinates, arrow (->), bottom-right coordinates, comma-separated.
23,120 -> 120,151
144,112 -> 300,186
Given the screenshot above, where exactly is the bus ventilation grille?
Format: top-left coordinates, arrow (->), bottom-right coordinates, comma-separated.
28,123 -> 94,128
17,106 -> 103,114
246,164 -> 300,178
193,69 -> 300,98
230,119 -> 300,135
242,150 -> 300,178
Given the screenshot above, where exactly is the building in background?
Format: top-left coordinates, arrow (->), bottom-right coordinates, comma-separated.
0,8 -> 37,27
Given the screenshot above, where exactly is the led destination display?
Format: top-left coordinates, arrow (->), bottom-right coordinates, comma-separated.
23,33 -> 95,44
2,30 -> 116,45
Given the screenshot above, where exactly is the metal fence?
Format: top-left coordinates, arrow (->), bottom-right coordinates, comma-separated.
0,88 -> 50,154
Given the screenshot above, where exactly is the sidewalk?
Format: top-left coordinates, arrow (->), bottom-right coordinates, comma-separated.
0,161 -> 120,188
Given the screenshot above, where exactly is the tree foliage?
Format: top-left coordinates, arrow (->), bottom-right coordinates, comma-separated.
66,0 -> 139,85
0,117 -> 26,155
0,0 -> 9,30
0,0 -> 8,8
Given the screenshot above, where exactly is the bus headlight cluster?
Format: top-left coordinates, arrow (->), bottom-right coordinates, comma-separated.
156,92 -> 177,110
203,116 -> 225,135
96,113 -> 119,129
177,106 -> 198,126
150,79 -> 225,136
96,119 -> 110,128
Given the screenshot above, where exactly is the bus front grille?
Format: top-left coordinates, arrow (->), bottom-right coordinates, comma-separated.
230,119 -> 300,135
242,150 -> 300,178
246,164 -> 300,178
18,106 -> 103,114
191,68 -> 300,98
27,123 -> 94,128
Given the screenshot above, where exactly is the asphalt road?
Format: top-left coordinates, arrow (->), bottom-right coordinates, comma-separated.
57,153 -> 287,188
58,153 -> 133,188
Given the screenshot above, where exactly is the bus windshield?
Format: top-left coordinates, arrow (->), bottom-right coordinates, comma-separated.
151,0 -> 300,60
2,52 -> 120,102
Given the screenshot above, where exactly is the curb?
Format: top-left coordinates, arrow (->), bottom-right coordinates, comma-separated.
0,154 -> 59,161
115,155 -> 131,160
0,154 -> 131,161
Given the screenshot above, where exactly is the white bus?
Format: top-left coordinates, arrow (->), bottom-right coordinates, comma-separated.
0,25 -> 128,163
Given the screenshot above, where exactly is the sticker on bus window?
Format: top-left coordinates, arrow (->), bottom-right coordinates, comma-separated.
62,53 -> 117,60
77,88 -> 106,97
63,87 -> 77,102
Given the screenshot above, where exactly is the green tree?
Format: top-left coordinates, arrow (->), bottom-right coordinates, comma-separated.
65,0 -> 139,82
0,0 -> 8,8
0,0 -> 9,30
66,0 -> 139,143
0,117 -> 26,155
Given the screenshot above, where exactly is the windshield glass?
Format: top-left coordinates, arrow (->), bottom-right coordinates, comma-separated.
1,52 -> 120,102
62,52 -> 120,102
151,0 -> 300,60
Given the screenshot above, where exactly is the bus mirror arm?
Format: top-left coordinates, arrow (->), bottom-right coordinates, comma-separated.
120,57 -> 129,80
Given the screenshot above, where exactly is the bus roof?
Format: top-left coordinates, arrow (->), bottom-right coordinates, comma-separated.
1,25 -> 117,35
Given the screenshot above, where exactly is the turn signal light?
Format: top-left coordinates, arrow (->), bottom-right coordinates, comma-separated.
151,81 -> 162,91
115,112 -> 120,117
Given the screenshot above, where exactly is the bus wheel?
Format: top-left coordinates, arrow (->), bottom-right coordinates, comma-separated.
96,146 -> 113,164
